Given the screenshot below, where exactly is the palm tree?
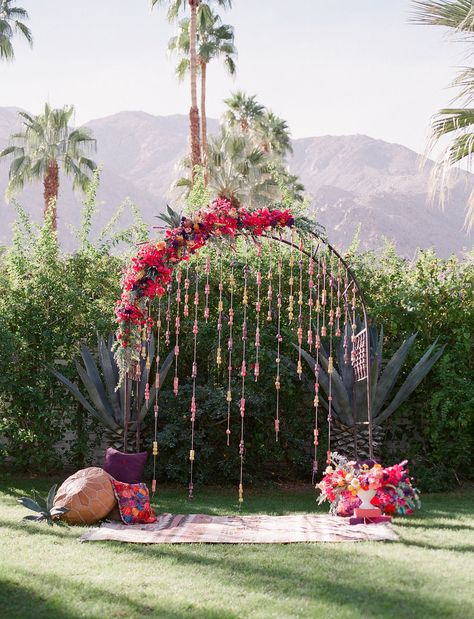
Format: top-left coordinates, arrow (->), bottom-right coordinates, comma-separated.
258,110 -> 293,157
411,0 -> 474,230
0,0 -> 32,61
152,0 -> 232,175
224,91 -> 265,132
0,104 -> 96,231
206,126 -> 279,206
169,5 -> 236,171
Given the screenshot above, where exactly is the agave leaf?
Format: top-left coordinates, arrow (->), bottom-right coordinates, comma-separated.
34,495 -> 48,511
22,514 -> 44,522
47,365 -> 101,421
50,507 -> 69,517
370,325 -> 384,398
74,362 -> 118,431
46,484 -> 57,512
371,333 -> 417,417
374,341 -> 445,427
80,344 -> 117,421
17,497 -> 43,512
138,348 -> 175,422
98,335 -> 121,422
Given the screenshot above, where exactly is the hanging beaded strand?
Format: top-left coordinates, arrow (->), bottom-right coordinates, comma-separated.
287,231 -> 295,324
335,260 -> 342,338
183,263 -> 190,318
204,253 -> 211,322
307,244 -> 315,352
296,237 -> 304,379
343,272 -> 350,364
152,299 -> 162,494
313,249 -> 322,480
188,258 -> 200,499
173,268 -> 183,396
326,255 -> 335,465
254,243 -> 262,381
321,256 -> 327,338
238,251 -> 249,505
216,249 -> 224,369
225,260 -> 235,445
274,239 -> 283,441
266,239 -> 273,323
165,280 -> 173,347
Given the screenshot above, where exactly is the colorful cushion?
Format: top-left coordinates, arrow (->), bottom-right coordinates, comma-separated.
111,480 -> 157,525
103,448 -> 147,484
53,467 -> 116,525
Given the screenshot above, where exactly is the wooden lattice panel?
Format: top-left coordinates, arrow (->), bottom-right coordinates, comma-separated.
352,328 -> 368,381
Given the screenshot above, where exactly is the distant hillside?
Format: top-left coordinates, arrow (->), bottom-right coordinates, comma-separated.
0,108 -> 471,256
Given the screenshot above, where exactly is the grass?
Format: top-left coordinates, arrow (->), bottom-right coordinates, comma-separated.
0,479 -> 473,619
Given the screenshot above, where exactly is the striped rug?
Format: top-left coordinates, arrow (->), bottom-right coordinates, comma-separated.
81,513 -> 398,544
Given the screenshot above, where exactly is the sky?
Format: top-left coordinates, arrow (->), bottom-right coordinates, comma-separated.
0,0 -> 467,154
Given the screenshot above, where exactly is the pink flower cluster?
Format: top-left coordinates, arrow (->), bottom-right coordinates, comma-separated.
317,454 -> 420,517
114,197 -> 295,358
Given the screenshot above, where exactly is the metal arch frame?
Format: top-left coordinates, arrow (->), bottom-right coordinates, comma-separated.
122,227 -> 374,460
262,229 -> 373,460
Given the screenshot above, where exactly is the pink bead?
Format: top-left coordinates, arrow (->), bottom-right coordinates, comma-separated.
205,283 -> 210,295
226,428 -> 231,436
254,362 -> 260,379
241,361 -> 247,377
175,345 -> 180,356
173,376 -> 179,395
256,272 -> 262,285
256,301 -> 261,312
274,418 -> 280,433
307,330 -> 313,345
191,397 -> 196,414
204,307 -> 210,320
192,321 -> 199,334
239,440 -> 245,455
184,278 -> 190,290
192,362 -> 197,378
145,383 -> 150,402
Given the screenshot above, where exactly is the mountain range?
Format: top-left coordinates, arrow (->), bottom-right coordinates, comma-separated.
0,106 -> 472,257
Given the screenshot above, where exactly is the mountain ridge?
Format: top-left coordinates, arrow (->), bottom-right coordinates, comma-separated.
0,108 -> 471,257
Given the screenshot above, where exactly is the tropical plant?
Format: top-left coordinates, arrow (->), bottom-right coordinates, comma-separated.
169,5 -> 236,170
411,0 -> 474,230
0,104 -> 96,231
298,326 -> 445,458
206,126 -> 279,206
0,0 -> 32,61
152,0 -> 232,173
49,334 -> 175,451
224,91 -> 265,131
18,484 -> 68,526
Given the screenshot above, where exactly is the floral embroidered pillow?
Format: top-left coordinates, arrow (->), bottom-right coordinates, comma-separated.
111,480 -> 157,525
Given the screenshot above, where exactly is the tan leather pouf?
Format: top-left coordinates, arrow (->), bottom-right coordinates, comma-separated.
54,467 -> 116,525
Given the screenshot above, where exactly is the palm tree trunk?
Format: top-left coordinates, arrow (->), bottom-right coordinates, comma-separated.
43,159 -> 59,232
189,0 -> 202,174
200,59 -> 208,185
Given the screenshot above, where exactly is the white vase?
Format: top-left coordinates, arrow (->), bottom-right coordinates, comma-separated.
357,488 -> 377,510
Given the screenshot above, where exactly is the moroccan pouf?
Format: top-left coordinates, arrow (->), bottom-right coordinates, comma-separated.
54,467 -> 116,525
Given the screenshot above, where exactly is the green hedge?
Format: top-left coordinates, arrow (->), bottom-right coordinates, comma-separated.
0,208 -> 472,490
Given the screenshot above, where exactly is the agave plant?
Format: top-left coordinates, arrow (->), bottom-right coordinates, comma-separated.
18,484 -> 68,526
49,334 -> 174,451
298,326 -> 445,458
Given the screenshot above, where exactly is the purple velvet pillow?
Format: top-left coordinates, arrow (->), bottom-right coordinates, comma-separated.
103,448 -> 147,484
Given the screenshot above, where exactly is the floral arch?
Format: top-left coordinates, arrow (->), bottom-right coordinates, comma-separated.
114,198 -> 372,502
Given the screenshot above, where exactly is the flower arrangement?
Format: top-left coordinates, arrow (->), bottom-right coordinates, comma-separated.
114,197 -> 295,380
317,453 -> 420,517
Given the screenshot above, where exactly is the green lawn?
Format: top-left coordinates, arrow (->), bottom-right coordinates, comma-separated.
0,479 -> 473,619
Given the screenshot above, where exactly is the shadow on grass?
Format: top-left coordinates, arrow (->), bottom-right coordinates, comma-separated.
88,541 -> 466,618
1,570 -> 239,619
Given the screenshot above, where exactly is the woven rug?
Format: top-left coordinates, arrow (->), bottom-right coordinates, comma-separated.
80,513 -> 398,544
